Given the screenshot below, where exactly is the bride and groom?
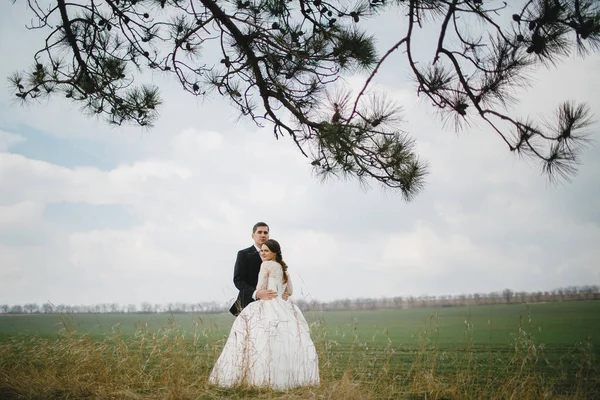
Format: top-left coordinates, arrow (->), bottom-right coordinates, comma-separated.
209,222 -> 320,390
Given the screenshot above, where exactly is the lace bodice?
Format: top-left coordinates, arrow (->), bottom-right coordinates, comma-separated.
256,260 -> 293,298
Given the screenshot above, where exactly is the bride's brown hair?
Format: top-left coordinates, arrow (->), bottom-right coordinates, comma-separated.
264,239 -> 289,283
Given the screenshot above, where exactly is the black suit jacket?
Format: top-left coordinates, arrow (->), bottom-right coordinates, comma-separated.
229,245 -> 262,316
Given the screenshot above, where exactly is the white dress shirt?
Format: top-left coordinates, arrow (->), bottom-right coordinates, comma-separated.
252,244 -> 261,300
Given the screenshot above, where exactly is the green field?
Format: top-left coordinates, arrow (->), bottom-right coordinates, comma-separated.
2,301 -> 598,348
3,301 -> 598,342
1,301 -> 599,399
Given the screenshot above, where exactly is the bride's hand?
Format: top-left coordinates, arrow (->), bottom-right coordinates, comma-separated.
256,289 -> 277,300
282,292 -> 290,301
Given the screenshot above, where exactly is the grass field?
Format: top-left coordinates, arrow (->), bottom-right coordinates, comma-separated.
1,301 -> 599,399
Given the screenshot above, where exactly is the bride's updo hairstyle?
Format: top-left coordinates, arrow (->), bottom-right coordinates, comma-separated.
264,239 -> 289,283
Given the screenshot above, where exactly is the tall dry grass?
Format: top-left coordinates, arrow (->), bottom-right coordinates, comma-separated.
0,312 -> 597,400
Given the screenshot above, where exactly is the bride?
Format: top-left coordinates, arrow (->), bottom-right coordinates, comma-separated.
209,239 -> 320,390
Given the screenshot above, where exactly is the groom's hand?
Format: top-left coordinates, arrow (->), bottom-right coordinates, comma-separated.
256,289 -> 277,300
282,292 -> 290,301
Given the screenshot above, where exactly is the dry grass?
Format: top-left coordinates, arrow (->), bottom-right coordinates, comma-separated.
0,313 -> 597,400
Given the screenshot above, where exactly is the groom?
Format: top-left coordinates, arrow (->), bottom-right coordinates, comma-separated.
229,222 -> 281,316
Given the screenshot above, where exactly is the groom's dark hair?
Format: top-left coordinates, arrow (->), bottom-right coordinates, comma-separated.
252,222 -> 269,233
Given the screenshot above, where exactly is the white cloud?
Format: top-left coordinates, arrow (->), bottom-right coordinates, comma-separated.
239,177 -> 287,206
285,230 -> 341,271
171,128 -> 224,157
109,161 -> 192,184
1,117 -> 598,305
382,223 -> 470,276
0,130 -> 24,151
0,153 -> 191,206
68,227 -> 188,277
0,1 -> 599,307
0,201 -> 43,227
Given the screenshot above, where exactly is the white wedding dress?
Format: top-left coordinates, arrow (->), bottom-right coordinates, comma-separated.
209,260 -> 320,390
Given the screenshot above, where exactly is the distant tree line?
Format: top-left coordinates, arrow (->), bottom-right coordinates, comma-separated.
2,285 -> 599,315
0,301 -> 225,315
295,285 -> 600,312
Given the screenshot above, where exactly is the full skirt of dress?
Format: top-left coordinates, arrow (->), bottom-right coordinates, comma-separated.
208,298 -> 320,390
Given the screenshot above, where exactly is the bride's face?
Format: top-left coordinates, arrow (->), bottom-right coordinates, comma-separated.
260,245 -> 277,261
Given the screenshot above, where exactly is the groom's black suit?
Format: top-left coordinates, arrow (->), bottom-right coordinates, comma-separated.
229,245 -> 262,316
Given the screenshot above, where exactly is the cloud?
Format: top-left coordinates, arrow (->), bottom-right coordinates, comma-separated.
0,1 -> 599,308
0,125 -> 330,304
108,161 -> 192,186
0,201 -> 43,226
0,153 -> 153,205
171,128 -> 224,156
2,108 -> 599,306
0,130 -> 24,152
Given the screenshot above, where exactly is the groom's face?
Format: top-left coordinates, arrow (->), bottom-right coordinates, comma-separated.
252,226 -> 269,247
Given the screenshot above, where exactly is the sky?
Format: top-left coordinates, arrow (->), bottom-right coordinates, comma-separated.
1,1 -> 599,308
